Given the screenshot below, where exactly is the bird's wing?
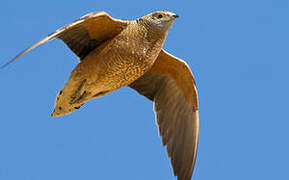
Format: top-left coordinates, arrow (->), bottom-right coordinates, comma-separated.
2,11 -> 128,68
129,49 -> 199,180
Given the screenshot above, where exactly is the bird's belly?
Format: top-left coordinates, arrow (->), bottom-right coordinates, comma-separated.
97,55 -> 150,90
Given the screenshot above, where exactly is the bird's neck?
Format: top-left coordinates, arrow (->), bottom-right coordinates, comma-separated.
135,18 -> 168,41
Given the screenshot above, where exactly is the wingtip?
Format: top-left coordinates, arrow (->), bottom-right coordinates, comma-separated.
1,52 -> 25,70
0,59 -> 14,69
0,64 -> 7,70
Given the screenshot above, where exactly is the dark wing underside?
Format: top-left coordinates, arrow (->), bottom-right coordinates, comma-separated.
57,25 -> 101,59
2,11 -> 128,68
129,49 -> 199,180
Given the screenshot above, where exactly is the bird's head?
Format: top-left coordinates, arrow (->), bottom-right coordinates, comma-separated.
139,10 -> 179,31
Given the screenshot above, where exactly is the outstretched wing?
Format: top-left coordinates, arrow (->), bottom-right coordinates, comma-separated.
2,11 -> 128,68
129,49 -> 199,180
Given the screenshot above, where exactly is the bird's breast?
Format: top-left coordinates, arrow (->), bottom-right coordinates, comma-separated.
80,25 -> 166,90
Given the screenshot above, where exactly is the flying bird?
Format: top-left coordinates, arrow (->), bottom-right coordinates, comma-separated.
3,11 -> 199,180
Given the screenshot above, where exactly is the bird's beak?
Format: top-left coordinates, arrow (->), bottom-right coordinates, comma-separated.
173,14 -> 179,18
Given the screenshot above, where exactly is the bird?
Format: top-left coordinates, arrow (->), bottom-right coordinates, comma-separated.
2,10 -> 199,180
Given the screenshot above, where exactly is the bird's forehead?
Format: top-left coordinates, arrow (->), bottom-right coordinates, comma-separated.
152,10 -> 175,16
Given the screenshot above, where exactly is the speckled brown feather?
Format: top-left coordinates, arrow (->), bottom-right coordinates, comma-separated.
51,14 -> 169,116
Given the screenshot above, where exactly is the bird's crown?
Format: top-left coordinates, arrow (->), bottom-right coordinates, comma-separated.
138,10 -> 179,30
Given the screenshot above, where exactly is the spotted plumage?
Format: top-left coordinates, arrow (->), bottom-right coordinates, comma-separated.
3,10 -> 199,180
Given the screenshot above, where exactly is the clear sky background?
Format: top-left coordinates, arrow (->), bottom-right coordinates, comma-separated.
0,0 -> 288,179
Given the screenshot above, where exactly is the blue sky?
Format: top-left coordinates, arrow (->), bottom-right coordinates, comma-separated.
1,0 -> 288,179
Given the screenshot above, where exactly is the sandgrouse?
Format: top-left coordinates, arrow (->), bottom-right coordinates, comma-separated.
3,11 -> 199,180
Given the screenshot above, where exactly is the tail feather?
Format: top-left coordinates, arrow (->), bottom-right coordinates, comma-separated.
51,78 -> 89,117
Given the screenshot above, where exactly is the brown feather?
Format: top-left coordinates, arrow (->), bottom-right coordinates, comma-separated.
51,14 -> 170,117
129,49 -> 199,180
1,11 -> 128,68
4,10 -> 198,179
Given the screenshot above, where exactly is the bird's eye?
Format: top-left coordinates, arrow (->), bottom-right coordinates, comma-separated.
157,13 -> 165,19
